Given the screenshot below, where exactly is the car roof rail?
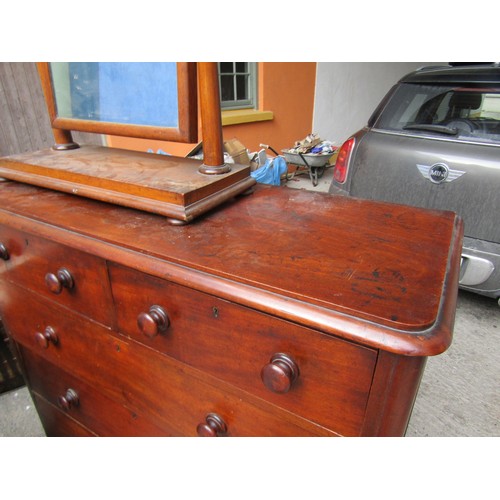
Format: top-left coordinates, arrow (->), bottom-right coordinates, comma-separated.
416,65 -> 451,71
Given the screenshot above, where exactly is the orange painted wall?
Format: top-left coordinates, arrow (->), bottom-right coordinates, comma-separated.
224,62 -> 317,152
106,62 -> 317,157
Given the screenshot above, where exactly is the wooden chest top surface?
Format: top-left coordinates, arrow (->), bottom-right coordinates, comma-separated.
0,180 -> 463,353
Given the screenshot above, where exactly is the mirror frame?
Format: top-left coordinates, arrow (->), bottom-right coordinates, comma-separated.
37,62 -> 198,144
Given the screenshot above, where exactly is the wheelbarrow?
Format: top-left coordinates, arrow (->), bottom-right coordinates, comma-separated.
281,148 -> 335,187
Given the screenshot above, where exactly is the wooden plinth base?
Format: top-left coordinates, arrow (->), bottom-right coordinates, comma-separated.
0,145 -> 256,223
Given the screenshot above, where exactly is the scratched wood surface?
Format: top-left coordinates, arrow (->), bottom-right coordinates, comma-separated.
0,181 -> 462,340
0,145 -> 251,205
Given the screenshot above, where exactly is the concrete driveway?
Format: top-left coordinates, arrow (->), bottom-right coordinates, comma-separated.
406,290 -> 499,436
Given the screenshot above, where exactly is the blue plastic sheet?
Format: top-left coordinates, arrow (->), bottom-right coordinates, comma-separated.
250,156 -> 287,186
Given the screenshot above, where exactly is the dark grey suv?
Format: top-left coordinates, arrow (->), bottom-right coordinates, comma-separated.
329,64 -> 500,303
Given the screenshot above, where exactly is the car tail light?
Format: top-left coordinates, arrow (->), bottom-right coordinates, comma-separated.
333,137 -> 355,184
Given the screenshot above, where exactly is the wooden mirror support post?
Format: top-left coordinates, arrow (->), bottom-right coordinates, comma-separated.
48,128 -> 79,151
37,63 -> 80,151
0,62 -> 255,224
198,62 -> 230,175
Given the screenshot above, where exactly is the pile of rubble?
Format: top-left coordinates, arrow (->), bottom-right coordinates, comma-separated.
287,133 -> 336,155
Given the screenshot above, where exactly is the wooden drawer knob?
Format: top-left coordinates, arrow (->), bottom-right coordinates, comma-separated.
45,268 -> 74,294
196,413 -> 227,437
0,243 -> 9,261
35,326 -> 58,349
261,353 -> 300,393
137,305 -> 170,338
57,388 -> 79,411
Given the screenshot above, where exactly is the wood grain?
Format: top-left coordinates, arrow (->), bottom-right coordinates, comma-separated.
0,179 -> 463,436
0,181 -> 463,355
20,347 -> 173,436
0,145 -> 255,221
1,282 -> 333,436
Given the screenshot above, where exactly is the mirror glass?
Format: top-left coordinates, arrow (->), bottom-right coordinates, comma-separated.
50,62 -> 179,128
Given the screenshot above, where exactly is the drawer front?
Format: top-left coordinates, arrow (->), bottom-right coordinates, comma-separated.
0,281 -> 133,409
143,364 -> 336,437
0,225 -> 113,326
19,346 -> 173,437
110,263 -> 377,436
30,393 -> 96,437
1,283 -> 331,436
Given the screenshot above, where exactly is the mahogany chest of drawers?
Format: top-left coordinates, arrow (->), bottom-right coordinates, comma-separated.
0,180 -> 463,436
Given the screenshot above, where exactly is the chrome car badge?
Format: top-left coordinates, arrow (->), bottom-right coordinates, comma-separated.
417,163 -> 466,184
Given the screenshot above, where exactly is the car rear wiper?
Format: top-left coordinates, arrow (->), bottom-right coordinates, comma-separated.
403,124 -> 459,135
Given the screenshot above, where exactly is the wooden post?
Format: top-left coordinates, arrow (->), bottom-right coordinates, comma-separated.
197,62 -> 230,175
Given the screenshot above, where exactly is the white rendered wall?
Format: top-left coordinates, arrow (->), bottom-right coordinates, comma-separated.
312,62 -> 447,145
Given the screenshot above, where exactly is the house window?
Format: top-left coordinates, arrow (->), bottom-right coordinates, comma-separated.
218,62 -> 256,110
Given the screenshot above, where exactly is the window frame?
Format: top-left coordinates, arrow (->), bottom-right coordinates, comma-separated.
218,62 -> 257,110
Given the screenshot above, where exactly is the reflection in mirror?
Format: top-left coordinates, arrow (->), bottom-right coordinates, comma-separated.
50,62 -> 179,128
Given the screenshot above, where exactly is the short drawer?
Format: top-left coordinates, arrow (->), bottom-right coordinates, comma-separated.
1,282 -> 330,436
19,346 -> 173,437
109,263 -> 378,436
0,225 -> 113,326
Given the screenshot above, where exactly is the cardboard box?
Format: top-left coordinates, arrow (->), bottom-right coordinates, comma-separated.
224,138 -> 250,166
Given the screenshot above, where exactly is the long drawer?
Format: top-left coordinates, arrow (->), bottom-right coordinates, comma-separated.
1,282 -> 333,436
30,393 -> 96,437
19,346 -> 172,436
0,225 -> 114,326
109,263 -> 378,435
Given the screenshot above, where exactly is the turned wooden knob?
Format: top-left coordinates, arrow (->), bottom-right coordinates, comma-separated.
57,388 -> 79,410
196,413 -> 227,437
137,305 -> 170,338
45,268 -> 74,294
0,243 -> 9,261
34,326 -> 58,349
261,353 -> 300,393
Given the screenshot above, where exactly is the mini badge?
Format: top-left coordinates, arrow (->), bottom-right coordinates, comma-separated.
417,163 -> 466,184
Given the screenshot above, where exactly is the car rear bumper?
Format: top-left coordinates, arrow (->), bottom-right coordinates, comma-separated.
459,236 -> 500,299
